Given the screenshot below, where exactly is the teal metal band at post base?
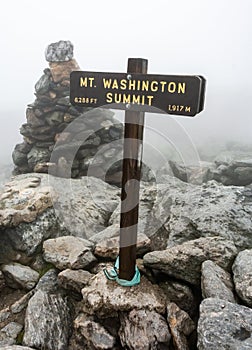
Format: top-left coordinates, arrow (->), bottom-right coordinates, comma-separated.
103,256 -> 140,287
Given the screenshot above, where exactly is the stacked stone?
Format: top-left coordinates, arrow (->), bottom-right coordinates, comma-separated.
12,40 -> 124,184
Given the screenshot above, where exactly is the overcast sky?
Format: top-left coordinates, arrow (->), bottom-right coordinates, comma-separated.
0,0 -> 251,163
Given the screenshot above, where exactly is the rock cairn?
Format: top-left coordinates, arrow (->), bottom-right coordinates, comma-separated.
12,40 -> 124,185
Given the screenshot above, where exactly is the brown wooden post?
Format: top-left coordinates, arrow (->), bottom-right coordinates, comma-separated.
70,59 -> 206,283
119,58 -> 148,280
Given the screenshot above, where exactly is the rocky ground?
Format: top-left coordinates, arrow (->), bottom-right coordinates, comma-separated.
0,169 -> 251,350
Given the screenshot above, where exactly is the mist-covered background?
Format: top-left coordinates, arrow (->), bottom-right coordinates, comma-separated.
1,0 -> 251,168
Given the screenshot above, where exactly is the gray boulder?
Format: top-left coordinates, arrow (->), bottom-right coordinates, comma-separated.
0,174 -> 59,261
5,208 -> 59,257
164,180 -> 252,249
119,309 -> 171,350
82,271 -> 166,317
234,166 -> 252,185
2,263 -> 39,290
0,309 -> 11,325
197,298 -> 252,350
49,176 -> 120,239
201,260 -> 236,303
45,40 -> 74,62
213,151 -> 252,186
233,249 -> 252,307
58,269 -> 93,293
168,160 -> 215,184
23,289 -> 72,350
0,174 -> 54,228
143,237 -> 237,286
70,313 -> 115,350
43,236 -> 96,270
0,322 -> 23,347
34,74 -> 51,94
0,169 -> 59,263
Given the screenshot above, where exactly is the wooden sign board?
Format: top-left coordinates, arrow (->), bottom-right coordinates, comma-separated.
70,71 -> 206,116
70,59 -> 206,284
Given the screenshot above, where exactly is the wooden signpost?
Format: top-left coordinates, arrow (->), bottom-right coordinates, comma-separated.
70,59 -> 206,284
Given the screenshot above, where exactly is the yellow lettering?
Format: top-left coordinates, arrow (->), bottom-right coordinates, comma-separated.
132,95 -> 141,104
103,79 -> 112,89
105,92 -> 154,107
147,96 -> 154,106
128,80 -> 136,90
150,81 -> 158,92
160,81 -> 167,92
114,93 -> 121,103
80,77 -> 88,87
185,106 -> 191,112
142,80 -> 149,91
168,82 -> 176,93
112,79 -> 119,89
89,77 -> 94,87
137,80 -> 141,91
120,79 -> 127,90
178,83 -> 186,94
106,92 -> 113,103
122,94 -> 131,104
80,77 -> 95,87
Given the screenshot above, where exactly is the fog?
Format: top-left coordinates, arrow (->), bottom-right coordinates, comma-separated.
1,0 -> 251,166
